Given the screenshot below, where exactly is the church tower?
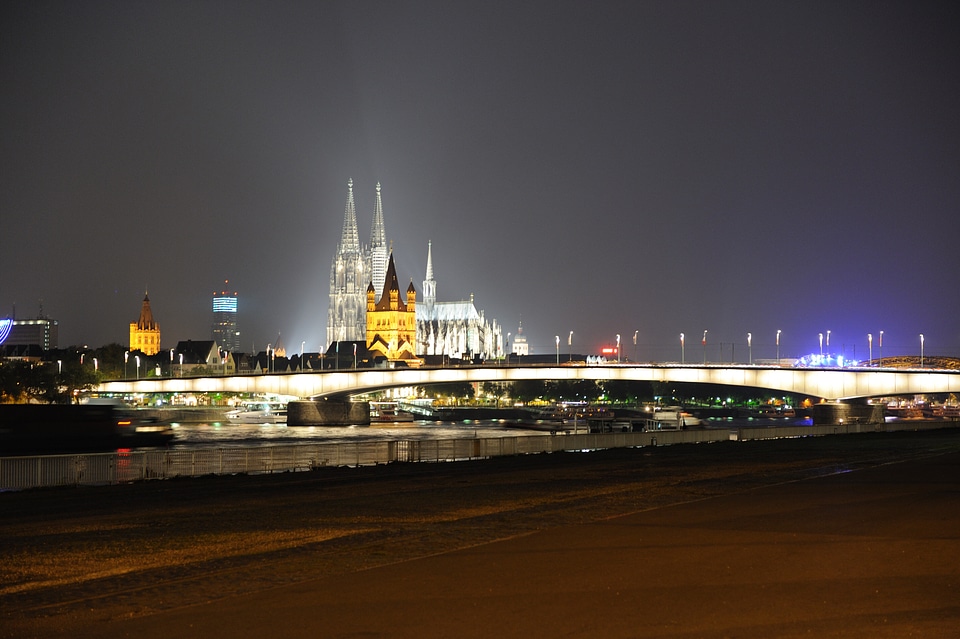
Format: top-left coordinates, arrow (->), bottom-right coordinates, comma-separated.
365,251 -> 418,363
129,292 -> 161,355
422,240 -> 436,318
327,178 -> 369,346
370,182 -> 388,295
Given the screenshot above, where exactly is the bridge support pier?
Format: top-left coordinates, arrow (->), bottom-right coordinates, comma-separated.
811,401 -> 885,426
288,399 -> 370,426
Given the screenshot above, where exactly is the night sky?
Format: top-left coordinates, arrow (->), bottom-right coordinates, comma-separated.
2,1 -> 958,361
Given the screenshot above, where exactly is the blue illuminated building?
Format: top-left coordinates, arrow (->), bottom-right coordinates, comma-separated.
212,282 -> 240,353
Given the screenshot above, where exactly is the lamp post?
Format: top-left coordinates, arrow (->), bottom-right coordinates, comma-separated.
776,330 -> 781,365
819,333 -> 823,360
57,359 -> 62,375
353,343 -> 357,369
747,332 -> 752,364
680,333 -> 685,364
879,331 -> 883,367
135,355 -> 140,380
179,353 -> 183,377
506,333 -> 511,366
920,334 -> 924,368
868,333 -> 873,364
826,330 -> 831,349
169,349 -> 174,377
702,330 -> 707,365
633,330 -> 638,363
555,335 -> 560,365
301,341 -> 306,371
124,351 -> 129,379
616,334 -> 621,363
568,331 -> 573,362
93,357 -> 98,372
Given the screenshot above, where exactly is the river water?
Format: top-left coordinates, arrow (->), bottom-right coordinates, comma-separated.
166,415 -> 816,450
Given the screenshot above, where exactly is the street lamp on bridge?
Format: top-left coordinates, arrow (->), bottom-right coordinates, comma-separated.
747,332 -> 752,364
879,330 -> 884,367
702,330 -> 707,365
568,331 -> 573,362
680,333 -> 684,364
920,334 -> 925,368
776,330 -> 781,364
868,333 -> 873,364
555,335 -> 560,365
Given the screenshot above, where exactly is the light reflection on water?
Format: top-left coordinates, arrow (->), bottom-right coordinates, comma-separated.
166,415 -> 814,449
168,420 -> 550,449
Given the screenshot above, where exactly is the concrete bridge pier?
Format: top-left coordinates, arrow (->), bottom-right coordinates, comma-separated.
811,401 -> 885,426
288,399 -> 370,426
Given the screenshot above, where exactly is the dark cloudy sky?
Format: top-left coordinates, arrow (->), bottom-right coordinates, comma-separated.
2,1 -> 958,361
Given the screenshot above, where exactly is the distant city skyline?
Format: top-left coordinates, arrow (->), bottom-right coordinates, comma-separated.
2,2 -> 957,358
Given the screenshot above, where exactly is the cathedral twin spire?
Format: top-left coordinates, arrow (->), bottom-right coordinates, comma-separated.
328,178 -> 390,347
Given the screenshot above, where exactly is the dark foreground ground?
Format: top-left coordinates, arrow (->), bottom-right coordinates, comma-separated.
2,430 -> 959,638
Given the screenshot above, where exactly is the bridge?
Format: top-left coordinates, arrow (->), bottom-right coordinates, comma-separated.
98,363 -> 960,402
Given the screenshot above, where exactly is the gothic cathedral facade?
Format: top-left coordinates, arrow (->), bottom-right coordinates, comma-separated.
327,179 -> 388,347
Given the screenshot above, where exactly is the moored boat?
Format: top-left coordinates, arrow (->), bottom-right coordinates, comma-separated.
369,402 -> 415,423
225,401 -> 287,423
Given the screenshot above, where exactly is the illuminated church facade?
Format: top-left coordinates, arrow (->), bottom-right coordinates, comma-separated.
416,241 -> 502,360
129,292 -> 161,355
327,181 -> 501,360
327,179 -> 388,347
365,252 -> 418,362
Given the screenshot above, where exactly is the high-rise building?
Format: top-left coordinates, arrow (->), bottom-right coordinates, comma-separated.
212,282 -> 240,353
129,292 -> 161,355
1,317 -> 58,350
328,179 -> 390,348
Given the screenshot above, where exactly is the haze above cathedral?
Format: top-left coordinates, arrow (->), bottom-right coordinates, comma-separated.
2,2 -> 958,358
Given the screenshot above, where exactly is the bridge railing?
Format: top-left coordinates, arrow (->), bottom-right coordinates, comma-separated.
2,422 -> 957,492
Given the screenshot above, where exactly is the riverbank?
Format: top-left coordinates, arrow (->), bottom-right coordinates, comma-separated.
2,429 -> 959,638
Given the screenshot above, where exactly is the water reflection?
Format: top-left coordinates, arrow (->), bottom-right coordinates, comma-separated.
165,415 -> 815,449
169,420 -> 548,449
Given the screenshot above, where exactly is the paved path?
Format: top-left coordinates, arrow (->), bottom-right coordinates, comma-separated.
73,450 -> 959,638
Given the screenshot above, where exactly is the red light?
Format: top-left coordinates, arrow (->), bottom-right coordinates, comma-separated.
600,347 -> 618,355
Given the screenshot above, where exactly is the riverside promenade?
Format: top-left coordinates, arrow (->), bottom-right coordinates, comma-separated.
3,431 -> 959,639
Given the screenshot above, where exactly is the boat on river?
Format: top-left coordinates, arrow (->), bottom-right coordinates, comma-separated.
225,401 -> 287,424
369,402 -> 415,423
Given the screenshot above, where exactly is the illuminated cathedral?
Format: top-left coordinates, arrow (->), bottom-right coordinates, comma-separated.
417,241 -> 502,360
327,179 -> 388,347
327,181 -> 502,360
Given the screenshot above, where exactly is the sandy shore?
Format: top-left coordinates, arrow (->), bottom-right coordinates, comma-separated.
2,429 -> 959,638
